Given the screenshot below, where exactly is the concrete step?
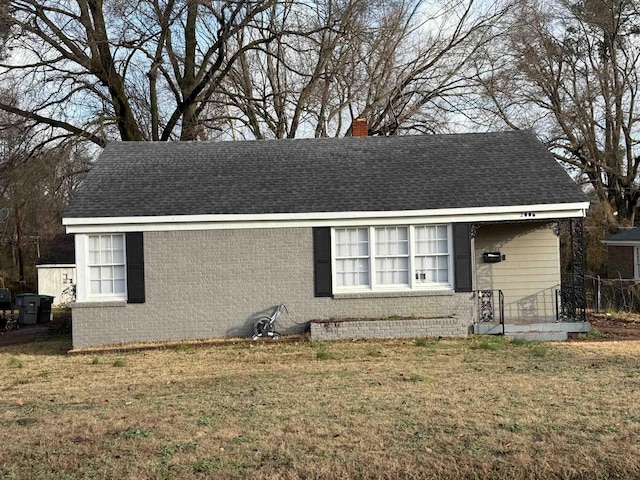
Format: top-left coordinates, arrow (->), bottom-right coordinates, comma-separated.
507,331 -> 568,342
473,321 -> 590,341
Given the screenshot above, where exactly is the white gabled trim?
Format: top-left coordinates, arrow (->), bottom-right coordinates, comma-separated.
63,202 -> 589,234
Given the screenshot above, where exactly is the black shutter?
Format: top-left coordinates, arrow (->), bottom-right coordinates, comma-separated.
313,227 -> 332,297
453,223 -> 473,292
126,232 -> 145,303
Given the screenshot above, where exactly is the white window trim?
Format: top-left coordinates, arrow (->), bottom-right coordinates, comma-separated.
331,224 -> 454,294
75,233 -> 127,303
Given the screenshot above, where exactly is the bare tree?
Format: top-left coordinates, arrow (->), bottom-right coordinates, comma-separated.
220,0 -> 510,139
0,0 -> 11,56
0,93 -> 91,290
1,0 -> 278,144
477,0 -> 640,226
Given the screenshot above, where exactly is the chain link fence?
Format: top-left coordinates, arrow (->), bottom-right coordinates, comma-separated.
586,275 -> 640,314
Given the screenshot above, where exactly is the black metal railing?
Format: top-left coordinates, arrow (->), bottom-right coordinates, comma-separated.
475,290 -> 505,334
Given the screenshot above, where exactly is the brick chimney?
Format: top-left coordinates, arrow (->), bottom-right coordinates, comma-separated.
351,118 -> 368,137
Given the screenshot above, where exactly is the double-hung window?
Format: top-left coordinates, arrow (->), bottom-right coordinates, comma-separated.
88,234 -> 126,299
414,225 -> 450,285
375,227 -> 410,286
333,224 -> 452,292
334,228 -> 370,288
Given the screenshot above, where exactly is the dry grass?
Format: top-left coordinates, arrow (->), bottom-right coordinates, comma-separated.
593,310 -> 640,323
2,335 -> 640,479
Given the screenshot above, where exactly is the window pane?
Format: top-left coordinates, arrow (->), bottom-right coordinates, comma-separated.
101,235 -> 112,251
113,235 -> 124,249
101,266 -> 113,280
88,236 -> 100,264
375,229 -> 385,255
437,240 -> 448,254
90,280 -> 101,294
102,280 -> 113,294
113,248 -> 125,264
90,267 -> 100,280
101,249 -> 112,264
114,265 -> 125,280
114,279 -> 126,294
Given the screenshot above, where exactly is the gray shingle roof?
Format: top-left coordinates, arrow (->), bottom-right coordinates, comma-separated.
64,131 -> 587,218
603,228 -> 640,243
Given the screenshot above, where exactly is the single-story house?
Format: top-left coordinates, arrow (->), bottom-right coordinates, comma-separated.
602,228 -> 640,279
62,129 -> 589,349
36,234 -> 76,306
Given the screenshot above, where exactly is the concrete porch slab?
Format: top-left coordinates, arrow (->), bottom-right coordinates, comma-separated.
473,322 -> 591,338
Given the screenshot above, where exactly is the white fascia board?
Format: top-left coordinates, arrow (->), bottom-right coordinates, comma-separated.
600,241 -> 640,246
63,202 -> 589,234
36,264 -> 76,268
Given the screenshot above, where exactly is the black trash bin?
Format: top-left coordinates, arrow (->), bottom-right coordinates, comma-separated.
15,293 -> 40,325
0,288 -> 11,312
38,295 -> 54,323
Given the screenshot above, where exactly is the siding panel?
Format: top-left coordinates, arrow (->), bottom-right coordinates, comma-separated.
474,222 -> 560,322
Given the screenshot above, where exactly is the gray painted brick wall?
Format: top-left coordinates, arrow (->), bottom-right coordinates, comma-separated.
72,228 -> 473,348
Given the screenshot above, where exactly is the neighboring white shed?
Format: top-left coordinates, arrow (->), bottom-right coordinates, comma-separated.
37,234 -> 76,306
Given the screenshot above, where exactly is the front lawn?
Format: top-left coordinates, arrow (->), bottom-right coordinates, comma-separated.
1,336 -> 639,479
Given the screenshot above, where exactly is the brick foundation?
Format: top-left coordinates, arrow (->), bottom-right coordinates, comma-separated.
310,317 -> 467,341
